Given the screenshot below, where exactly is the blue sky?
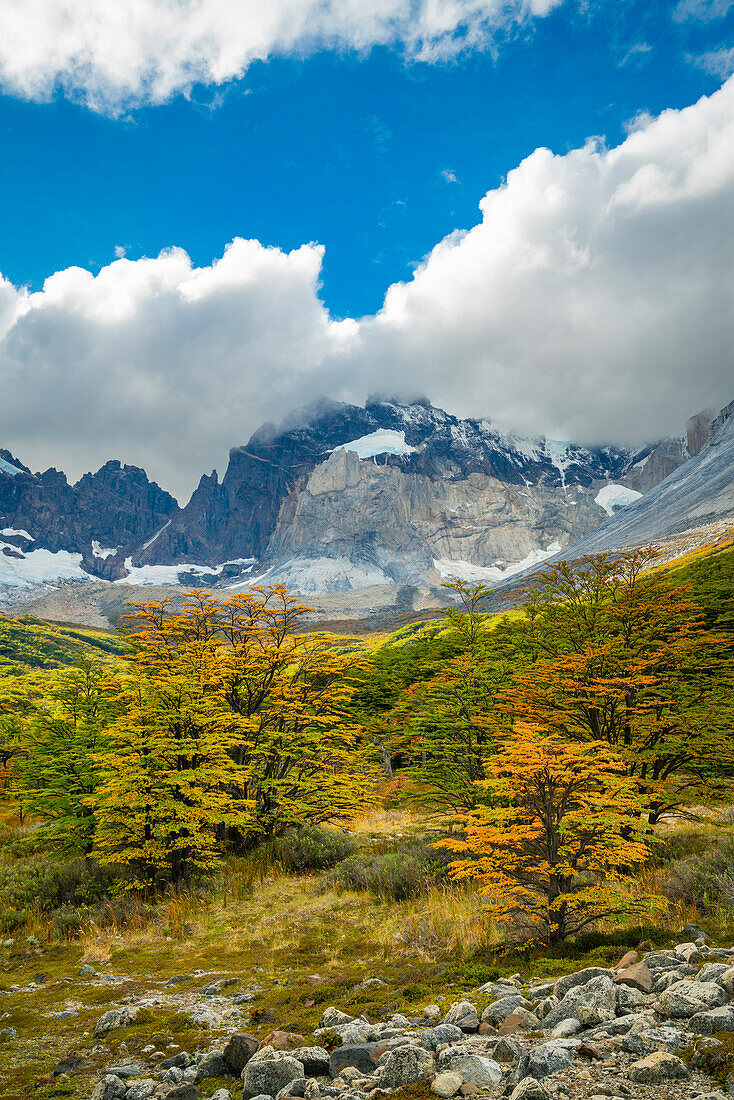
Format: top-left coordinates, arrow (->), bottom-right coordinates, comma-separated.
0,0 -> 731,319
0,0 -> 732,495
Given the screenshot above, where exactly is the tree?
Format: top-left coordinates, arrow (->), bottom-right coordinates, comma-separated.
11,659 -> 115,853
442,723 -> 661,945
94,587 -> 377,888
503,550 -> 734,824
394,582 -> 516,812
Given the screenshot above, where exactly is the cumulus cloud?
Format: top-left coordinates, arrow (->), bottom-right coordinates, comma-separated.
0,0 -> 563,114
0,78 -> 732,500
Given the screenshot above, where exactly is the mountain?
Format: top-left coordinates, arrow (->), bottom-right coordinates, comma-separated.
557,399 -> 734,558
0,395 -> 710,617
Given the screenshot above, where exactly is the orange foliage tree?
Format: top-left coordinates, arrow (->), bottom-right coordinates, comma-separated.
503,550 -> 734,824
442,723 -> 662,945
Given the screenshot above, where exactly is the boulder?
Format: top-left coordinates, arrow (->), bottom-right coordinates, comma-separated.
444,1001 -> 480,1032
223,1033 -> 258,1074
318,1007 -> 354,1029
481,996 -> 525,1024
167,1087 -> 203,1100
526,1041 -> 575,1080
614,950 -> 638,971
620,1025 -> 683,1055
242,1048 -> 305,1100
698,963 -> 732,984
126,1083 -> 157,1100
431,1071 -> 463,1097
289,1047 -> 330,1076
210,1092 -> 234,1100
554,968 -> 611,999
126,1082 -> 156,1100
379,1046 -> 435,1089
421,1024 -> 463,1051
261,1031 -> 308,1052
194,1050 -> 231,1081
657,979 -> 729,1018
542,975 -> 617,1030
688,1005 -> 734,1034
628,1051 -> 690,1082
438,1053 -> 502,1088
613,963 -> 653,994
717,967 -> 734,995
509,1082 -> 551,1100
329,1044 -> 380,1077
615,984 -> 646,1014
550,1019 -> 580,1038
91,1077 -> 127,1100
93,1007 -> 139,1037
423,1005 -> 441,1020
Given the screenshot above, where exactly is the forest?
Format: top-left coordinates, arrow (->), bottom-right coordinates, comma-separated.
1,543 -> 733,951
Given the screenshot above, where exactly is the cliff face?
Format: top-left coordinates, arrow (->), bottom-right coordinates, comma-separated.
0,456 -> 179,579
1,396 -> 706,599
134,396 -> 654,570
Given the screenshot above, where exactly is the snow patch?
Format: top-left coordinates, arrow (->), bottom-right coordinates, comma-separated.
117,556 -> 257,586
594,484 -> 643,516
332,429 -> 416,460
0,457 -> 25,477
434,542 -> 562,585
1,527 -> 34,541
0,546 -> 89,589
92,540 -> 117,559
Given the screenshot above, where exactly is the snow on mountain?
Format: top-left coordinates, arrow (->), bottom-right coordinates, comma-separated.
0,545 -> 89,589
433,542 -> 562,583
332,428 -> 416,460
594,484 -> 643,516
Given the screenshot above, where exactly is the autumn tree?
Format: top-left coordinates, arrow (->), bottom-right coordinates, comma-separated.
504,550 -> 734,824
442,724 -> 661,944
95,587 -> 377,886
93,628 -> 247,889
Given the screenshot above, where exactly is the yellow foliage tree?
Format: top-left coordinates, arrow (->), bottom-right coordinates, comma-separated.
442,723 -> 662,944
94,586 -> 377,886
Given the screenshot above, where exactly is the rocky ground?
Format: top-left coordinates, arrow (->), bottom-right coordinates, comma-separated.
48,928 -> 734,1100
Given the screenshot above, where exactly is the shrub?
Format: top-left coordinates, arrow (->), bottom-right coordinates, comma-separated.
270,826 -> 357,873
320,841 -> 453,901
659,832 -> 734,913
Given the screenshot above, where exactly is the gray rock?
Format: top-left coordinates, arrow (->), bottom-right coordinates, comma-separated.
527,982 -> 556,1000
423,1005 -> 441,1020
194,1050 -> 231,1081
275,1077 -> 307,1099
290,1047 -> 330,1076
554,968 -> 611,999
79,963 -> 97,976
542,975 -> 617,1030
688,1005 -> 734,1034
438,1052 -> 502,1088
431,1071 -> 463,1097
104,1063 -> 145,1078
657,978 -> 729,1018
526,1041 -> 575,1080
481,995 -> 525,1024
717,967 -> 734,995
509,1081 -> 551,1100
242,1048 -> 305,1100
126,1083 -> 157,1100
93,1006 -> 139,1037
0,1027 -> 18,1040
91,1077 -> 127,1100
443,1000 -> 479,1032
628,1051 -> 690,1082
421,1024 -> 463,1051
550,1019 -> 580,1038
379,1045 -> 435,1089
535,996 -> 559,1020
698,963 -> 732,983
489,1036 -> 522,1063
161,1052 -> 190,1070
619,1026 -> 683,1055
210,1092 -> 234,1100
329,1044 -> 380,1077
167,1087 -> 203,1100
319,1007 -> 355,1029
615,985 -> 646,1014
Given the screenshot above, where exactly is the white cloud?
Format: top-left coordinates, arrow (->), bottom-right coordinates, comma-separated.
693,46 -> 734,78
0,0 -> 563,115
0,78 -> 732,501
441,168 -> 459,183
675,0 -> 733,21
